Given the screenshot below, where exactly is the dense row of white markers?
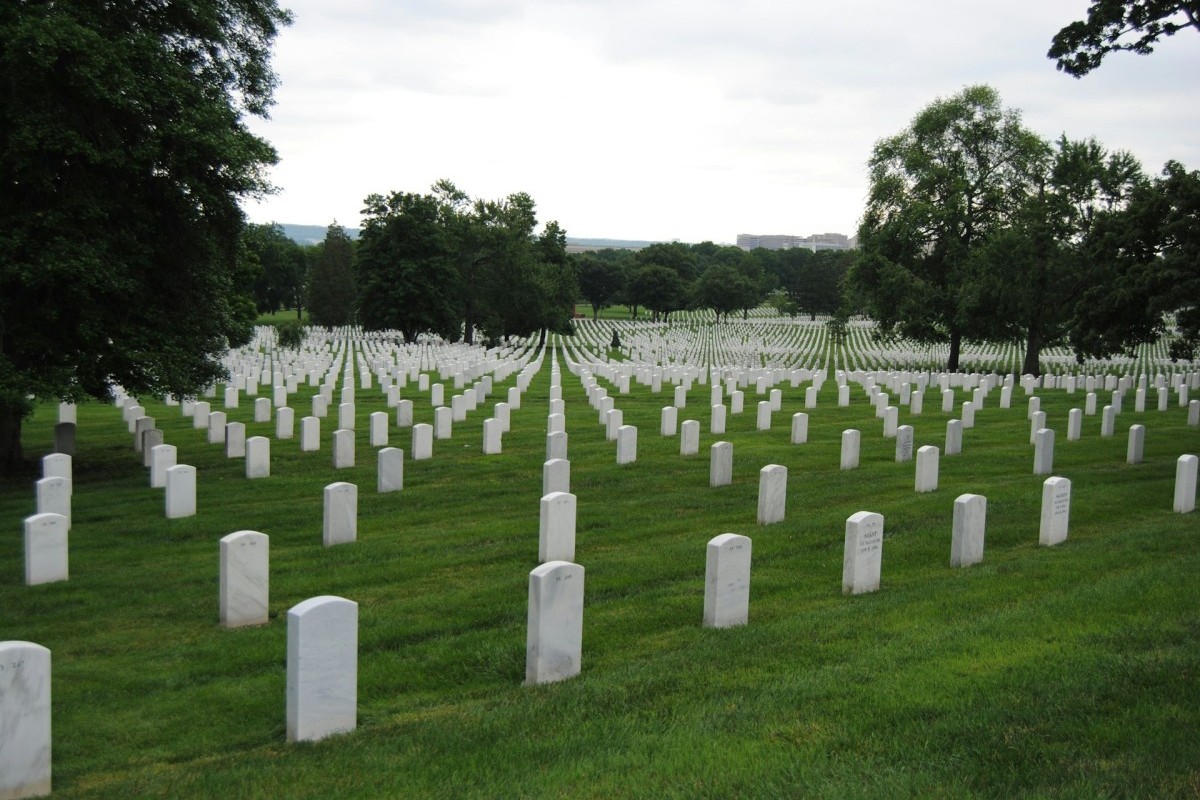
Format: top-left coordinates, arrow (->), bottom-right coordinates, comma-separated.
5,318 -> 1199,797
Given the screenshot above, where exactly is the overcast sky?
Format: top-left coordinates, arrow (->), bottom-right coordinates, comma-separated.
243,0 -> 1200,244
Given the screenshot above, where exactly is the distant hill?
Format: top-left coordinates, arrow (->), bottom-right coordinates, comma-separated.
277,224 -> 664,251
279,224 -> 360,245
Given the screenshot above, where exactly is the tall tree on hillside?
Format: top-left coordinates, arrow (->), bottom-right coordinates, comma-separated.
307,223 -> 356,327
848,85 -> 1047,371
1070,160 -> 1200,361
356,192 -> 460,342
0,0 -> 290,473
576,253 -> 627,319
1049,1 -> 1199,76
244,222 -> 307,318
964,137 -> 1147,374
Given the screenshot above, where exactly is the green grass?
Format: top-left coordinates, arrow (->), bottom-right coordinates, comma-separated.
256,308 -> 308,326
2,344 -> 1199,798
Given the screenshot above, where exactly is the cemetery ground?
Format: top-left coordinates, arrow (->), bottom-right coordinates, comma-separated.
2,338 -> 1199,798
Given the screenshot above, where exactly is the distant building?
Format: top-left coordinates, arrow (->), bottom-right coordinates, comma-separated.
736,232 -> 852,252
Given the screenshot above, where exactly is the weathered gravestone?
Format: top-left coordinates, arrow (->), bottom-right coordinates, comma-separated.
791,412 -> 809,445
165,465 -> 197,518
757,464 -> 787,524
710,442 -> 733,487
703,533 -> 751,629
377,448 -> 404,493
323,482 -> 357,546
525,561 -> 584,685
950,494 -> 986,567
276,407 -> 295,440
333,429 -> 355,469
711,403 -> 727,435
286,596 -> 358,742
945,419 -> 963,456
150,443 -> 176,489
915,445 -> 939,493
1127,425 -> 1145,465
1039,476 -> 1071,546
1034,428 -> 1055,475
1175,455 -> 1198,513
24,513 -> 68,586
0,641 -> 52,798
412,423 -> 433,460
843,511 -> 884,595
219,530 -> 268,628
680,420 -> 700,456
840,429 -> 860,470
36,477 -> 71,528
246,436 -> 270,479
616,425 -> 637,464
225,422 -> 246,458
895,425 -> 914,463
539,492 -> 577,562
543,458 -> 570,495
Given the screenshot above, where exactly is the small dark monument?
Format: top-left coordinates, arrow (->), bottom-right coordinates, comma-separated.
54,422 -> 76,457
611,329 -> 621,349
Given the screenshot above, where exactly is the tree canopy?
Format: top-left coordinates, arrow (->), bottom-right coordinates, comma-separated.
1049,0 -> 1199,76
0,0 -> 291,473
849,85 -> 1047,371
307,223 -> 357,327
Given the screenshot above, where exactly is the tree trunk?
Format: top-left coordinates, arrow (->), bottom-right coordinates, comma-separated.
592,306 -> 599,321
538,327 -> 547,347
947,330 -> 962,372
1022,330 -> 1041,377
0,402 -> 26,480
463,297 -> 475,346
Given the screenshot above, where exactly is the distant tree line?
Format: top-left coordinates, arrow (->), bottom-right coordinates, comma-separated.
575,242 -> 853,323
244,181 -> 578,346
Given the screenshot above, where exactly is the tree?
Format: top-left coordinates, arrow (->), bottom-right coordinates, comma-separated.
0,0 -> 290,473
244,222 -> 307,317
307,223 -> 356,327
693,265 -> 755,321
629,265 -> 685,322
1049,1 -> 1199,76
575,253 -> 626,319
965,137 -> 1146,375
356,192 -> 460,342
1070,160 -> 1200,361
848,85 -> 1047,371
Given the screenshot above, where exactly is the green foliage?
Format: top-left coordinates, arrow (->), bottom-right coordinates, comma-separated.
629,264 -> 686,321
575,253 -> 628,320
307,223 -> 356,327
850,85 -> 1051,371
1049,0 -> 1200,76
244,222 -> 308,317
356,182 -> 577,345
274,320 -> 306,350
0,0 -> 290,473
1070,160 -> 1200,361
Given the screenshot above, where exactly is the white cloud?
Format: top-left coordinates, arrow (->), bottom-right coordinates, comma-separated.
245,0 -> 1200,242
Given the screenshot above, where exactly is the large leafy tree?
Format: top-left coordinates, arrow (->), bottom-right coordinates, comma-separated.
0,0 -> 290,473
1070,160 -> 1200,361
692,264 -> 756,322
1049,1 -> 1199,76
307,223 -> 356,327
575,253 -> 627,320
849,85 -> 1047,371
244,222 -> 307,318
965,137 -> 1147,374
356,192 -> 460,342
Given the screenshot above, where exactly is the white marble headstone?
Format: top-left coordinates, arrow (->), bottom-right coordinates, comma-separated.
333,428 -> 355,469
710,442 -> 733,487
286,596 -> 357,742
24,513 -> 68,586
840,429 -> 860,470
377,447 -> 404,493
951,493 -> 986,567
842,511 -> 884,595
525,561 -> 584,685
915,445 -> 939,493
246,436 -> 271,479
1175,454 -> 1198,513
1039,476 -> 1071,546
412,423 -> 433,460
0,641 -> 51,798
703,533 -> 751,628
323,482 -> 357,546
220,530 -> 268,628
680,419 -> 700,456
538,492 -> 576,562
757,464 -> 787,525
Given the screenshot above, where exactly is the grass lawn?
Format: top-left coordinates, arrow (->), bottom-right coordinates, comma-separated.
2,338 -> 1198,798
